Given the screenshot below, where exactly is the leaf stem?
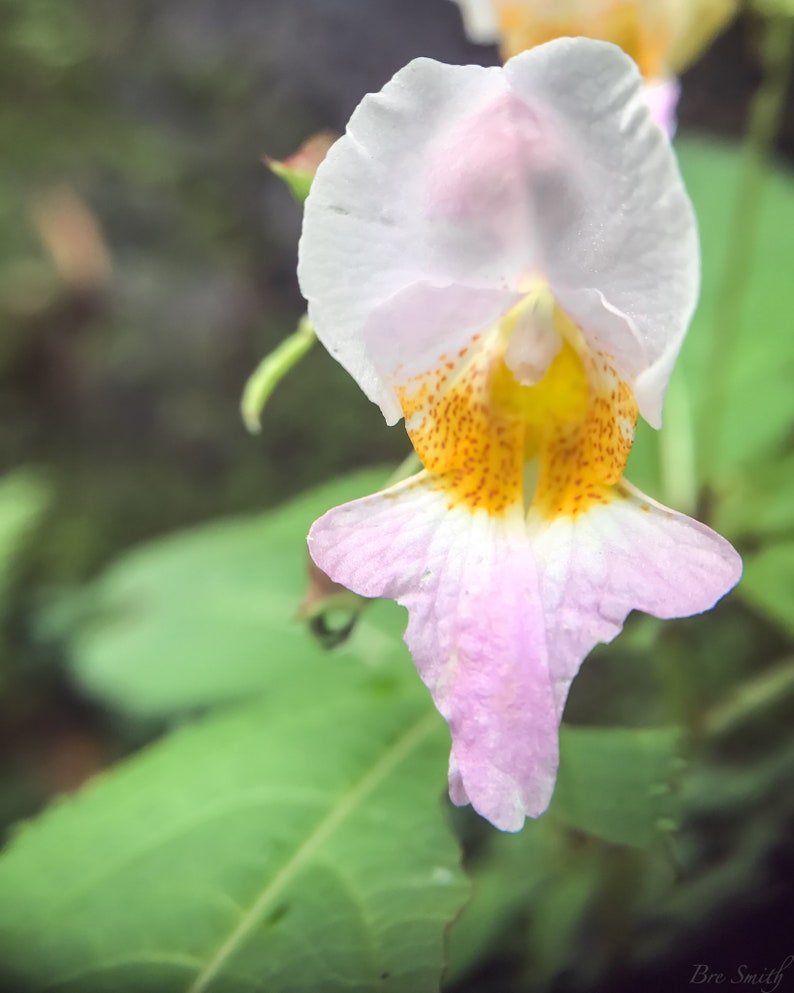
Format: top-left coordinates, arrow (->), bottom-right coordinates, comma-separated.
240,315 -> 316,434
660,372 -> 697,514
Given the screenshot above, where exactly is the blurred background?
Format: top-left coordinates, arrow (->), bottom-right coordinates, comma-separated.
0,1 -> 792,991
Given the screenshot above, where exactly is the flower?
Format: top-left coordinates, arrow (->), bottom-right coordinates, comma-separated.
298,39 -> 742,831
451,0 -> 736,71
450,0 -> 736,135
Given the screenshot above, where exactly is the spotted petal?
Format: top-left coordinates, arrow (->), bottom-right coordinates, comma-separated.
308,472 -> 741,830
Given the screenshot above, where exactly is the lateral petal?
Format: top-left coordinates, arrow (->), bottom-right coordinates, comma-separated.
308,476 -> 559,831
299,58 -> 531,421
528,480 -> 743,713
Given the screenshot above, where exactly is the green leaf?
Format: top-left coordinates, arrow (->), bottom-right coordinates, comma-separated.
712,452 -> 794,539
521,850 -> 603,991
676,138 -> 794,475
0,470 -> 48,602
60,469 -> 405,717
626,139 -> 794,503
444,820 -> 563,987
0,660 -> 468,992
738,542 -> 794,635
552,726 -> 682,847
752,0 -> 794,17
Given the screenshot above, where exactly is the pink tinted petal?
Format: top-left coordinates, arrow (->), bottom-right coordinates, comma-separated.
644,77 -> 681,137
308,476 -> 559,831
300,41 -> 697,426
505,40 -> 698,426
528,481 -> 742,712
298,59 -> 527,420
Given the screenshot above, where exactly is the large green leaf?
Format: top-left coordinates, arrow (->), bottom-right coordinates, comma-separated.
446,725 -> 682,987
0,654 -> 468,992
60,469 -> 405,717
552,726 -> 682,848
444,818 -> 569,989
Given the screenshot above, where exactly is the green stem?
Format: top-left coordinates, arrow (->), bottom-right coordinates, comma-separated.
240,314 -> 316,434
660,372 -> 697,514
386,449 -> 423,486
699,16 -> 794,481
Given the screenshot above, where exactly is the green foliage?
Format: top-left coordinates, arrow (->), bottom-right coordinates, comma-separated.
553,726 -> 681,847
59,469 -> 403,717
678,138 -> 794,475
444,819 -> 572,989
739,543 -> 794,636
0,660 -> 468,992
2,0 -> 90,70
445,724 -> 683,989
753,0 -> 794,18
713,452 -> 794,540
0,470 -> 48,603
626,137 -> 794,501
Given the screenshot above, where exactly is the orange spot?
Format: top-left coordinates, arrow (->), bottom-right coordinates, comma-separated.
395,316 -> 638,521
396,337 -> 524,516
531,349 -> 637,519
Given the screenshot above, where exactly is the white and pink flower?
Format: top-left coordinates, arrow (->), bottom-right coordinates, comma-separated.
298,39 -> 741,831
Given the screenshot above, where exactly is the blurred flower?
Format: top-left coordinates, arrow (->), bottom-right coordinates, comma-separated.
30,186 -> 111,292
298,39 -> 742,831
451,0 -> 737,134
452,0 -> 736,72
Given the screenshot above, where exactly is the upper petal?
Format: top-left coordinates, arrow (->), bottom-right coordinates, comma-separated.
298,57 -> 533,420
299,40 -> 698,428
308,476 -> 559,831
504,39 -> 699,426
